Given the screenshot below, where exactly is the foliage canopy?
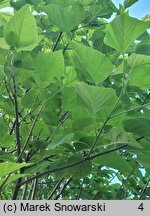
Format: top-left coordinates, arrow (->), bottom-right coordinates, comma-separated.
0,0 -> 150,200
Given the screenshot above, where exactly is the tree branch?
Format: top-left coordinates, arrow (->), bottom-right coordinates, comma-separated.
19,144 -> 127,186
52,32 -> 63,52
16,104 -> 44,163
55,178 -> 72,200
10,59 -> 23,200
31,178 -> 38,200
139,177 -> 150,200
11,60 -> 21,161
76,178 -> 85,200
47,178 -> 64,200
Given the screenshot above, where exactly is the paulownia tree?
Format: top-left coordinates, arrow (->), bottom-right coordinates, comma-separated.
0,0 -> 150,200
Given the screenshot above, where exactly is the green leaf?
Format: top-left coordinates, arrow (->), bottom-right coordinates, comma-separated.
124,0 -> 139,8
42,3 -> 85,32
21,89 -> 39,108
4,5 -> 38,48
94,152 -> 132,175
0,174 -> 28,187
18,35 -> 43,52
62,87 -> 77,111
65,154 -> 92,179
104,13 -> 148,53
72,42 -> 113,84
47,133 -> 74,150
63,66 -> 78,87
0,65 -> 3,81
76,82 -> 118,114
0,162 -> 30,179
124,119 -> 150,138
136,41 -> 150,55
25,161 -> 50,175
0,151 -> 14,161
80,0 -> 92,5
91,1 -> 117,17
137,151 -> 150,168
127,53 -> 150,67
109,128 -> 143,149
0,118 -> 8,136
34,50 -> 64,87
0,38 -> 10,49
0,0 -> 10,9
0,134 -> 15,148
129,64 -> 150,89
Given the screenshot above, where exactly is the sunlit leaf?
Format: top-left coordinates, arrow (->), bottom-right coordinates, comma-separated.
76,82 -> 118,114
42,3 -> 85,32
4,5 -> 38,48
34,50 -> 65,87
104,13 -> 148,53
72,42 -> 113,84
129,64 -> 150,89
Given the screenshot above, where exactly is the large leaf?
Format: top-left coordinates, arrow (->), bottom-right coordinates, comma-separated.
127,53 -> 150,67
0,0 -> 10,9
94,152 -> 132,175
124,0 -> 139,8
76,82 -> 118,114
91,1 -> 116,17
104,13 -> 148,53
42,3 -> 85,32
0,174 -> 28,187
0,38 -> 10,49
137,151 -> 150,168
109,128 -> 143,149
123,119 -> 150,138
0,151 -> 14,161
47,133 -> 74,150
4,5 -> 38,48
0,162 -> 30,179
129,64 -> 150,89
72,42 -> 113,84
136,41 -> 150,56
65,154 -> 92,179
34,50 -> 65,87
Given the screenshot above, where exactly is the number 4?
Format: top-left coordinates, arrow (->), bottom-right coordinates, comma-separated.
138,203 -> 144,211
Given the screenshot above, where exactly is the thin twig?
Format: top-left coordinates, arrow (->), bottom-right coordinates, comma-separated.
142,92 -> 150,105
31,178 -> 38,200
12,177 -> 22,200
11,60 -> 21,160
139,177 -> 150,200
110,103 -> 150,119
10,59 -> 22,200
55,178 -> 72,200
76,178 -> 85,200
27,180 -> 35,200
47,178 -> 64,200
52,32 -> 63,52
88,61 -> 128,157
45,111 -> 69,142
112,169 -> 135,200
0,174 -> 11,193
16,104 -> 44,163
91,171 -> 120,199
21,178 -> 28,200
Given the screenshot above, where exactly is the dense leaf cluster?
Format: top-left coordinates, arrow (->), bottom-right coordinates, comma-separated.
0,0 -> 150,200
